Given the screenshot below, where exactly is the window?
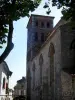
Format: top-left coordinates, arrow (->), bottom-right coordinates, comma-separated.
41,33 -> 44,43
35,20 -> 38,27
21,90 -> 23,95
41,22 -> 44,28
49,43 -> 55,86
49,43 -> 55,99
2,77 -> 5,89
47,22 -> 50,28
19,90 -> 21,95
24,90 -> 26,95
34,32 -> 38,41
6,83 -> 8,94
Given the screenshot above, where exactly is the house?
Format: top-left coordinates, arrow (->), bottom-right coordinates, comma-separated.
8,88 -> 13,100
13,77 -> 26,99
26,14 -> 75,100
0,61 -> 12,100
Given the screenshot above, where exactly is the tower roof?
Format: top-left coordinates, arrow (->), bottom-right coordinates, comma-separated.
27,14 -> 54,28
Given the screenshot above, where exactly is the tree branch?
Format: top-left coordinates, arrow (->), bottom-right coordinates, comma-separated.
0,19 -> 14,64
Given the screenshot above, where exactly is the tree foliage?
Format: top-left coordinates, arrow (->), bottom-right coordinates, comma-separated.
44,0 -> 75,22
0,0 -> 75,63
0,0 -> 40,63
0,0 -> 40,47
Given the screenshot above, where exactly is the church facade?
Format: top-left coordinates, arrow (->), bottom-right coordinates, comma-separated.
26,14 -> 75,100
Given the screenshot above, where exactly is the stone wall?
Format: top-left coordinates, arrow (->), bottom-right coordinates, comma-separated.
27,21 -> 75,100
61,71 -> 72,100
61,23 -> 75,72
27,26 -> 62,100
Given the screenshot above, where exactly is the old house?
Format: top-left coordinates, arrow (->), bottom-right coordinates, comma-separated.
14,77 -> 26,99
27,14 -> 75,100
0,61 -> 12,100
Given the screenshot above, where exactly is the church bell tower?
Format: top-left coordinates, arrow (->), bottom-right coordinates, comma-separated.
27,14 -> 54,61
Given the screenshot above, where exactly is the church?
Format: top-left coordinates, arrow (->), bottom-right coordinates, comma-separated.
26,14 -> 75,100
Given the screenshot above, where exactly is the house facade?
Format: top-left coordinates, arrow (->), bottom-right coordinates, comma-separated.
14,77 -> 26,99
8,89 -> 13,100
0,61 -> 12,100
27,14 -> 75,100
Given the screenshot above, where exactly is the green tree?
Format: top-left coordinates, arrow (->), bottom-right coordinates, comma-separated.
0,0 -> 41,63
44,0 -> 75,22
0,0 -> 75,63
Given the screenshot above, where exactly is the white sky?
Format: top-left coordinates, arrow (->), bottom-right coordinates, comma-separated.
0,0 -> 62,89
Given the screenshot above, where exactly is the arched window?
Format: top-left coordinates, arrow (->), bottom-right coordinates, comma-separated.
48,43 -> 55,57
32,63 -> 35,90
48,43 -> 55,84
39,54 -> 43,85
49,43 -> 55,99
